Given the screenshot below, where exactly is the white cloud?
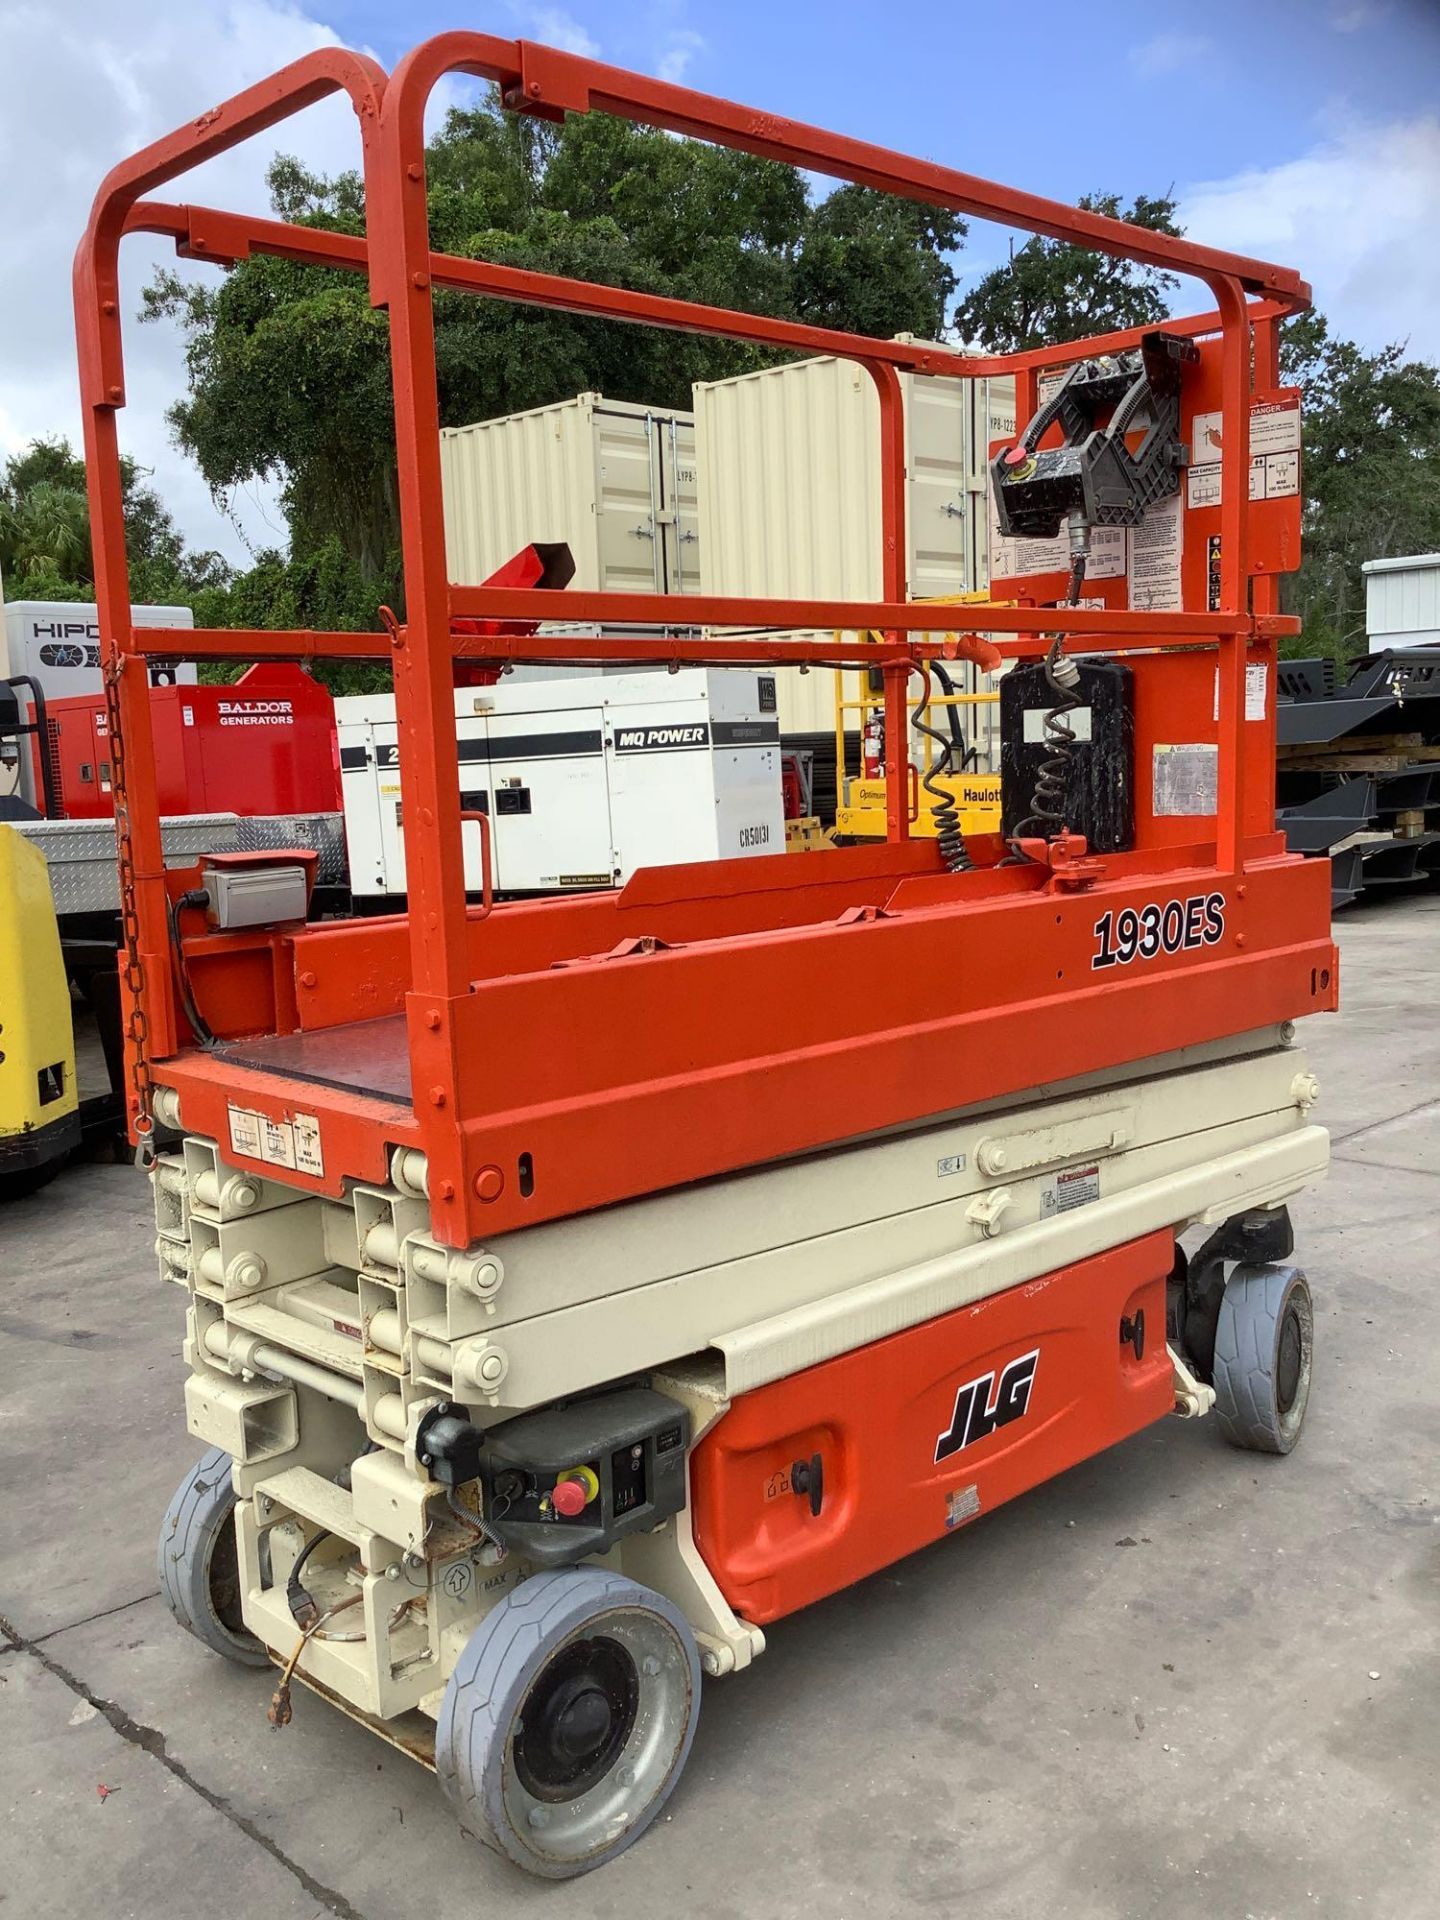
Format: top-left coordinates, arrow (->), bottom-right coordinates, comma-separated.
0,0 -> 371,570
656,28 -> 706,85
1128,32 -> 1212,75
1180,114 -> 1440,361
509,6 -> 600,58
1331,2 -> 1389,29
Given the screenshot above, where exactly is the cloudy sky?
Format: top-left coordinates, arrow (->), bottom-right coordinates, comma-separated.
2,0 -> 1437,566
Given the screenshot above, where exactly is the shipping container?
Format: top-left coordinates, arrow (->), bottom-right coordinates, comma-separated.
1363,553 -> 1440,650
694,353 -> 1014,735
439,393 -> 699,595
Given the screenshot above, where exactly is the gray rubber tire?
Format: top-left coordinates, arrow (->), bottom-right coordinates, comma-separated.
1212,1263 -> 1314,1454
157,1448 -> 269,1667
436,1567 -> 701,1879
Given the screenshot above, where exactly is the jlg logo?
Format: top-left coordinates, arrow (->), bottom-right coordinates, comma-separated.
934,1350 -> 1039,1462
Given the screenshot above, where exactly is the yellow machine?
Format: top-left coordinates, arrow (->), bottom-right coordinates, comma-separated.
833,595 -> 1003,841
0,823 -> 80,1195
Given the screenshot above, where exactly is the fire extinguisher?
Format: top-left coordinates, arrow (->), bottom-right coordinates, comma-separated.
862,709 -> 886,778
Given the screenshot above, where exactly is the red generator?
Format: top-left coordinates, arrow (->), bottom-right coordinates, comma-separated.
45,664 -> 341,820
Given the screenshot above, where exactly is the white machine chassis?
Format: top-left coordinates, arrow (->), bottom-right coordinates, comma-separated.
151,1023 -> 1326,1741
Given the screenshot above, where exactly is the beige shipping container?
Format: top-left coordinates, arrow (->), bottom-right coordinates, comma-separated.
695,354 -> 1014,734
440,393 -> 700,594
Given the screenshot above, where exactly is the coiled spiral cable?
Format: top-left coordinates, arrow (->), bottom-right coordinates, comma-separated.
912,663 -> 973,873
1009,546 -> 1089,853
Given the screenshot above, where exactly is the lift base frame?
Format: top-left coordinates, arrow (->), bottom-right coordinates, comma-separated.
162,1027 -> 1327,1716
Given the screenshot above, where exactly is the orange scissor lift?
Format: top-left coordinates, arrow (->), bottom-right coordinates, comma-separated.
81,35 -> 1336,1879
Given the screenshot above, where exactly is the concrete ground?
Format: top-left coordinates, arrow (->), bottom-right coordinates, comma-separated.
3,895 -> 1438,1920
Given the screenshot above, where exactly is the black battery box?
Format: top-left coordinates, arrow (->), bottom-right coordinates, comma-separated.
1000,658 -> 1135,852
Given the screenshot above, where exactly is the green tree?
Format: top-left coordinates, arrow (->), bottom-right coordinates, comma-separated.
955,192 -> 1182,354
791,185 -> 959,341
0,479 -> 91,589
0,436 -> 229,606
216,539 -> 396,693
143,94 -> 965,590
1279,313 -> 1440,661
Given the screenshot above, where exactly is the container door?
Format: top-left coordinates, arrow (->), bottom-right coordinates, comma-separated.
592,407 -> 664,594
656,415 -> 700,594
904,373 -> 968,604
972,375 -> 1017,591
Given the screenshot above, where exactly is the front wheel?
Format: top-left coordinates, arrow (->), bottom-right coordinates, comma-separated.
436,1567 -> 701,1878
1212,1263 -> 1314,1455
157,1448 -> 269,1667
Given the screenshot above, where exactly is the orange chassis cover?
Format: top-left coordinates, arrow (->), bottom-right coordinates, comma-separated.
692,1233 -> 1175,1624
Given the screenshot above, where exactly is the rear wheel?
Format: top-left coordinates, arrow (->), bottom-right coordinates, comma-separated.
436,1567 -> 701,1878
157,1448 -> 269,1667
1212,1263 -> 1314,1455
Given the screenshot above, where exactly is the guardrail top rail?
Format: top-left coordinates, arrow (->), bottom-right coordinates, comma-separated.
74,33 -> 1327,1245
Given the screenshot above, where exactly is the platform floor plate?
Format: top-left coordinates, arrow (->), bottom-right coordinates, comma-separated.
218,1014 -> 412,1103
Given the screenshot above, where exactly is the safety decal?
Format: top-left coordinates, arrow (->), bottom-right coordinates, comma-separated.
227,1104 -> 324,1177
1151,743 -> 1219,818
1091,892 -> 1225,970
944,1484 -> 982,1530
1040,1163 -> 1100,1218
934,1349 -> 1039,1462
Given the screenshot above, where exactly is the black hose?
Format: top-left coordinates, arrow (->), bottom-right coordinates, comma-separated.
928,659 -> 979,770
287,1527 -> 332,1625
3,675 -> 62,818
1008,553 -> 1088,854
912,665 -> 973,874
166,890 -> 217,1050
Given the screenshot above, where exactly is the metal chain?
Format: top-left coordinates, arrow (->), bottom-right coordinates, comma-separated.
103,656 -> 156,1165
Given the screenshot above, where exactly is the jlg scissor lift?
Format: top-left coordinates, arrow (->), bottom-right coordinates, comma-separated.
78,35 -> 1335,1879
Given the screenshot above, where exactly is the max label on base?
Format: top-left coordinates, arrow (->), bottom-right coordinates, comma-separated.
228,1104 -> 325,1176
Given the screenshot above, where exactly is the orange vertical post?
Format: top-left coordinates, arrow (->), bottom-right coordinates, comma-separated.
869,361 -> 911,842
1210,277 -> 1253,877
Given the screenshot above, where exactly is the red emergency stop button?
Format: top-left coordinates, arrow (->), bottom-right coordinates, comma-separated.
551,1477 -> 589,1517
1003,443 -> 1030,467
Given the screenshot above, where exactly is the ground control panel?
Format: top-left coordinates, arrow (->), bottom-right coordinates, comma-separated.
418,1388 -> 690,1569
337,667 -> 785,900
